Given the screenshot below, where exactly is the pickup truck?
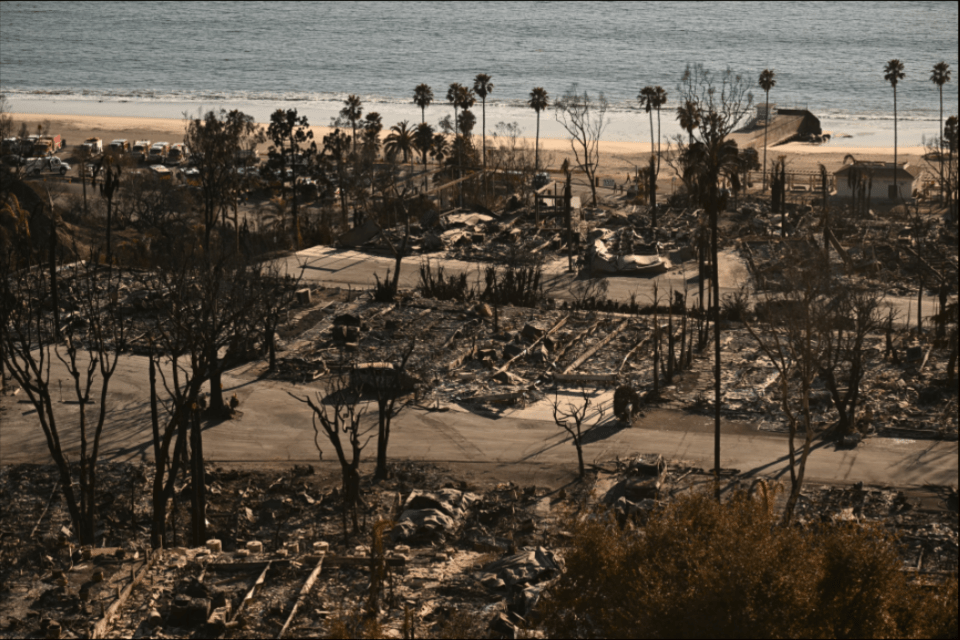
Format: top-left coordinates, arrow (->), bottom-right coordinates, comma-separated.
25,156 -> 71,176
81,137 -> 103,154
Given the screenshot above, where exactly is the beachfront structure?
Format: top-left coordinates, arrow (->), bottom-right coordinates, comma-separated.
730,105 -> 822,149
833,159 -> 919,201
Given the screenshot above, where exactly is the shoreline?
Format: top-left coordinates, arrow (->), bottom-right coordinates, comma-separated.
9,111 -> 935,179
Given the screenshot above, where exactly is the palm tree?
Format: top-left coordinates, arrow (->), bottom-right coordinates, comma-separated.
458,109 -> 477,137
946,116 -> 958,214
528,87 -> 549,173
758,69 -> 776,192
414,122 -> 435,189
430,133 -> 449,183
413,83 -> 434,124
473,73 -> 494,168
340,94 -> 363,154
676,99 -> 700,144
639,85 -> 667,216
385,120 -> 415,165
931,62 -> 951,202
446,83 -> 465,138
362,112 -> 383,159
447,84 -> 475,199
884,59 -> 905,199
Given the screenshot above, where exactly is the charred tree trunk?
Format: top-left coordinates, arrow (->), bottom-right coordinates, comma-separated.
189,409 -> 207,546
710,187 -> 722,496
574,432 -> 585,479
48,219 -> 60,339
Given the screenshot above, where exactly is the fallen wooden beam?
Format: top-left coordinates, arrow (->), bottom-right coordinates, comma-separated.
553,373 -> 619,385
324,554 -> 407,568
562,319 -> 629,375
207,560 -> 288,573
90,550 -> 158,639
826,228 -> 854,270
441,318 -> 480,350
551,319 -> 603,364
231,561 -> 272,623
465,391 -> 527,404
618,331 -> 651,374
278,554 -> 325,638
898,242 -> 946,281
491,314 -> 570,377
445,344 -> 476,372
30,481 -> 59,538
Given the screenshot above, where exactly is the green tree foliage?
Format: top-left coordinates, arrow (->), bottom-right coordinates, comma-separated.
540,489 -> 958,639
266,108 -> 315,249
385,120 -> 415,164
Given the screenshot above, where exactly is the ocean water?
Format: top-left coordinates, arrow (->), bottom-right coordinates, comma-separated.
1,1 -> 957,146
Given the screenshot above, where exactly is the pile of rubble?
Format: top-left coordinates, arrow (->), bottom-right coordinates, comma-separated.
0,454 -> 955,639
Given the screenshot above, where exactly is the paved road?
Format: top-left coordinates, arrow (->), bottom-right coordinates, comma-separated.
279,244 -> 945,329
2,355 -> 955,489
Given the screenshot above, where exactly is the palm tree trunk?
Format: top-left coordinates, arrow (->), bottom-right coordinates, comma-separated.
893,87 -> 898,200
939,87 -> 944,202
709,181 -> 722,499
762,89 -> 770,192
481,97 -> 486,169
648,110 -> 655,206
656,106 -> 662,174
535,113 -> 541,173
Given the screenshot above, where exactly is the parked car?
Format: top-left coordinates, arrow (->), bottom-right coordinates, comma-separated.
165,143 -> 188,166
107,139 -> 130,154
131,140 -> 152,163
532,172 -> 551,189
179,166 -> 200,187
148,142 -> 170,164
149,164 -> 172,180
81,137 -> 103,155
2,137 -> 21,154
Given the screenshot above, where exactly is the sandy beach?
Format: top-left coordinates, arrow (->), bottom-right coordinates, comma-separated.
11,111 -> 933,182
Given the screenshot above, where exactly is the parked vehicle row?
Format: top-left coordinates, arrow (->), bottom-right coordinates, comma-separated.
2,134 -> 65,157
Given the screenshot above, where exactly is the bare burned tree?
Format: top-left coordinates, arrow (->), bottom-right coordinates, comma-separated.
143,241 -> 266,545
818,288 -> 884,437
552,387 -> 606,478
370,339 -> 417,482
672,63 -> 753,496
146,340 -> 198,549
554,85 -> 608,206
0,248 -> 128,545
292,374 -> 371,542
745,257 -> 831,523
256,262 -> 303,373
91,156 -> 122,264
